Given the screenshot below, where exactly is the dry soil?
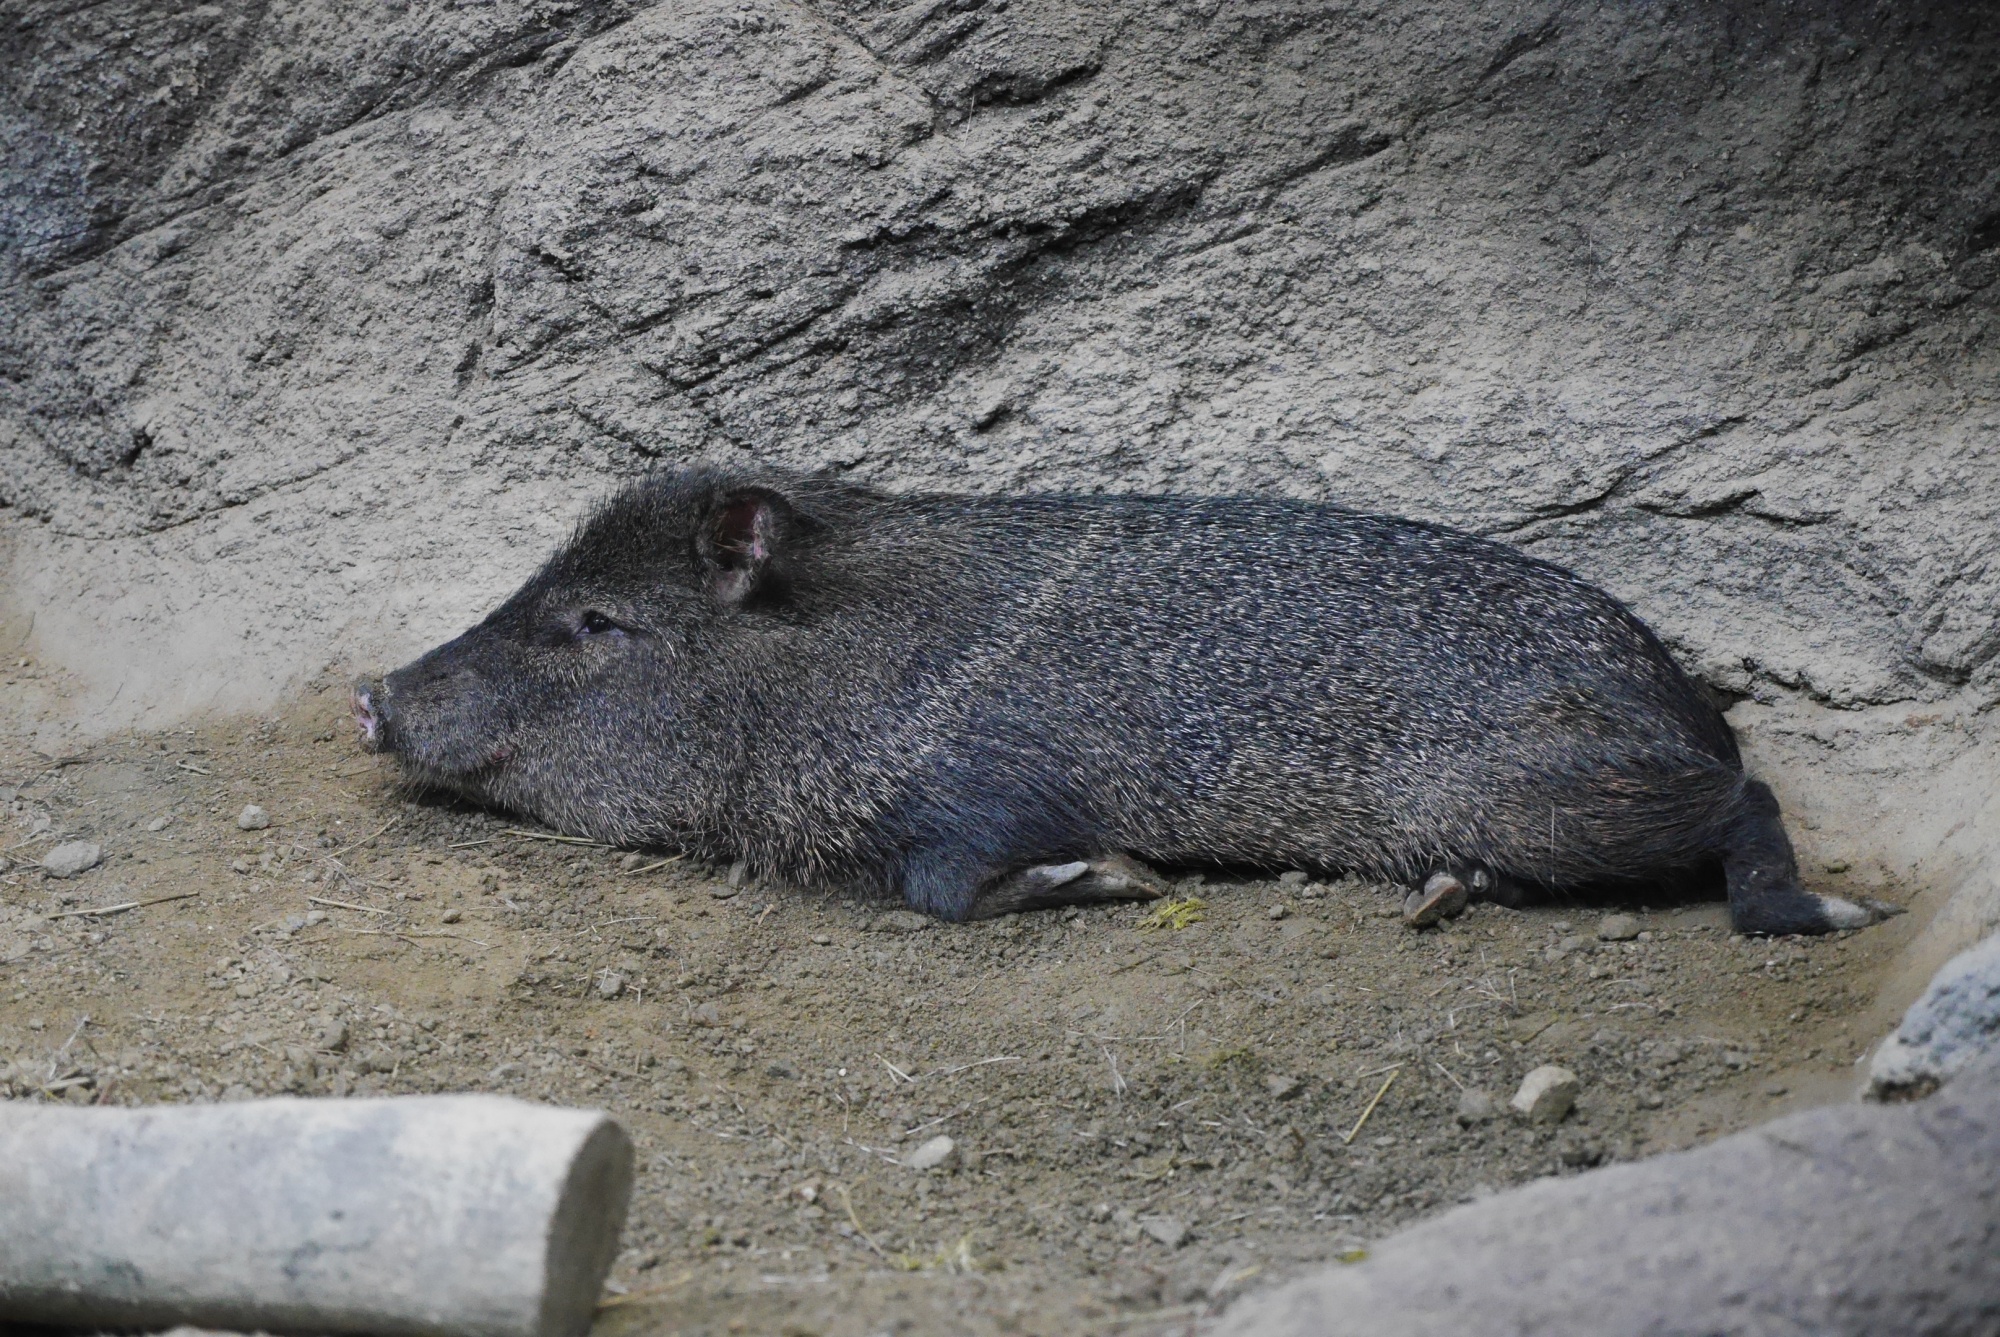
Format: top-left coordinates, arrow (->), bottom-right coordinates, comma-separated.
0,671 -> 1933,1337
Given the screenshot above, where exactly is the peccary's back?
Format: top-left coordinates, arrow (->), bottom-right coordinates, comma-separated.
766,486 -> 1741,885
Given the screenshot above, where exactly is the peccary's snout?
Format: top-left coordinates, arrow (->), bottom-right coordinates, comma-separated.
352,679 -> 389,753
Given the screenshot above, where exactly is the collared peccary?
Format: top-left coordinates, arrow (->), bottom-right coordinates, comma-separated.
354,465 -> 1892,935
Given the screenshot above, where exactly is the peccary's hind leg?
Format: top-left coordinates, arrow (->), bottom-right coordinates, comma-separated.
1402,864 -> 1492,928
1725,779 -> 1900,935
970,853 -> 1169,919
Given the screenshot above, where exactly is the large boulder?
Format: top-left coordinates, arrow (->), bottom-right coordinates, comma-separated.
1216,1044 -> 2000,1337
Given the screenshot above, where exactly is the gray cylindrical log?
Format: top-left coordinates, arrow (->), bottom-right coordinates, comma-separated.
0,1095 -> 633,1337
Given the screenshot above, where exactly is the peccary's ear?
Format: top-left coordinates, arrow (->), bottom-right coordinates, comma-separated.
701,487 -> 802,607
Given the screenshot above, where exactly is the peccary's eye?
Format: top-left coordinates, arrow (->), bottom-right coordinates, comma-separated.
576,610 -> 627,639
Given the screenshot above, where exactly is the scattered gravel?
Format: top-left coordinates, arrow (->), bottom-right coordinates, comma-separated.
1597,915 -> 1643,942
40,841 -> 102,878
1512,1066 -> 1582,1124
904,1135 -> 958,1172
1456,1088 -> 1498,1125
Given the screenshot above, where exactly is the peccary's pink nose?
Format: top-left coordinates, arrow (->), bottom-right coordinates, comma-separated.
352,684 -> 384,750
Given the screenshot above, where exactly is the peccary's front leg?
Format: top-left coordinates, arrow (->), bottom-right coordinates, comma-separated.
971,853 -> 1169,919
901,848 -> 1167,921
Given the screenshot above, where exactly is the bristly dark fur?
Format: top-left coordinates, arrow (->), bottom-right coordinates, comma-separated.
358,465 -> 1887,934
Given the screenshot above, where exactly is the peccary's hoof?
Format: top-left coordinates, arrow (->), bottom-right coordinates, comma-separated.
972,853 -> 1169,917
1078,852 -> 1169,901
1024,861 -> 1090,893
1403,872 -> 1471,928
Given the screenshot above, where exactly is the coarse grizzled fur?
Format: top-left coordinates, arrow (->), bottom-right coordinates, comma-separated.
355,465 -> 1890,935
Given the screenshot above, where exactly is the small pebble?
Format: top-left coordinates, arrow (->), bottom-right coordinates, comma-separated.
1277,871 -> 1308,887
691,1001 -> 723,1027
304,910 -> 328,927
596,971 -> 625,1000
1511,1065 -> 1581,1123
1268,904 -> 1289,921
1597,913 -> 1642,942
236,805 -> 271,831
1140,1216 -> 1189,1249
619,853 -> 647,871
811,933 -> 833,945
317,1019 -> 349,1052
440,908 -> 463,924
146,815 -> 173,832
868,910 -> 932,934
708,884 -> 740,899
1263,1073 -> 1301,1100
1455,1087 -> 1497,1125
726,859 -> 748,888
904,1135 -> 958,1172
230,859 -> 252,875
41,842 -> 103,879
279,914 -> 308,935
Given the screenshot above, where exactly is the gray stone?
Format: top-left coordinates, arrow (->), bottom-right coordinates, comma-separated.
1596,914 -> 1642,942
1141,1216 -> 1189,1249
1214,1057 -> 2000,1337
1869,933 -> 2000,1098
145,815 -> 172,832
1264,1074 -> 1302,1101
236,805 -> 271,831
594,971 -> 625,1000
40,842 -> 102,879
903,1135 -> 957,1172
1510,1066 -> 1580,1124
1454,1088 -> 1496,1126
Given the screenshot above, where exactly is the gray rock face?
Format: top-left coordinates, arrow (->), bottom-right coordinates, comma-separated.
1,2 -> 1996,722
1869,932 -> 2000,1098
1215,1054 -> 2000,1337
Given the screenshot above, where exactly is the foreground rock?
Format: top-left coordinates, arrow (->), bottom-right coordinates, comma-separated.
1868,933 -> 2000,1098
1217,1056 -> 2000,1336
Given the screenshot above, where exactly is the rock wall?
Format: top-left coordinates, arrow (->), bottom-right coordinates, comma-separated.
2,0 -> 1997,723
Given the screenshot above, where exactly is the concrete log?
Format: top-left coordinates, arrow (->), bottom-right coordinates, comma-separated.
0,1095 -> 632,1337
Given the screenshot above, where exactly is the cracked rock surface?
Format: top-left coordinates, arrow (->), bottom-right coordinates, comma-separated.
1,0 -> 1996,722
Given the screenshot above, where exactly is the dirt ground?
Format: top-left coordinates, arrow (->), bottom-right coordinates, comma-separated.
0,666 -> 1930,1337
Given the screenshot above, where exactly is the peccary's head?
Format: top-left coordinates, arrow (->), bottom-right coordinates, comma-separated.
352,468 -> 827,843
